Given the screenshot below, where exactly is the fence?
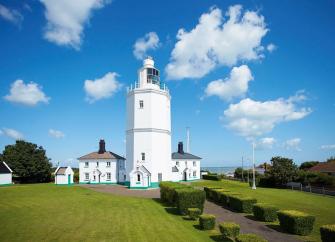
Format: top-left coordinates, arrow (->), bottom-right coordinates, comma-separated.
287,182 -> 335,196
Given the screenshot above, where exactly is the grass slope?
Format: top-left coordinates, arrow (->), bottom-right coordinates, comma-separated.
0,184 -> 212,242
192,179 -> 335,241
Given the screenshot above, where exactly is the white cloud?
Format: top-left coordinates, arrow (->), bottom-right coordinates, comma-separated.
40,0 -> 110,50
204,65 -> 253,101
165,5 -> 268,80
222,92 -> 311,138
255,137 -> 276,150
283,138 -> 301,151
0,128 -> 24,140
0,4 -> 23,26
49,129 -> 65,138
84,72 -> 122,103
321,144 -> 335,150
133,32 -> 160,60
4,79 -> 50,106
267,43 -> 277,52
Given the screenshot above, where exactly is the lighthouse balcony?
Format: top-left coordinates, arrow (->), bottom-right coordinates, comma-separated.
127,81 -> 169,93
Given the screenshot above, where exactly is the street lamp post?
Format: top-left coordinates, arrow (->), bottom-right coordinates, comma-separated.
241,156 -> 244,181
252,142 -> 256,190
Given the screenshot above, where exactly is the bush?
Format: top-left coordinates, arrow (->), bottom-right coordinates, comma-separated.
175,188 -> 206,215
320,224 -> 335,242
229,195 -> 257,213
277,210 -> 315,235
258,176 -> 276,188
202,174 -> 221,181
203,187 -> 223,201
253,203 -> 278,222
236,234 -> 268,242
159,182 -> 188,205
199,214 -> 216,230
219,222 -> 240,239
187,208 -> 202,220
219,191 -> 241,207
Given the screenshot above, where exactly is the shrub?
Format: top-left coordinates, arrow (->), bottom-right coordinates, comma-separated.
236,233 -> 268,242
277,210 -> 315,235
204,187 -> 223,200
229,195 -> 257,213
219,222 -> 240,239
258,176 -> 276,188
175,188 -> 206,215
320,224 -> 335,242
219,191 -> 241,207
187,208 -> 202,220
253,203 -> 278,222
199,214 -> 216,230
202,174 -> 221,181
159,182 -> 188,205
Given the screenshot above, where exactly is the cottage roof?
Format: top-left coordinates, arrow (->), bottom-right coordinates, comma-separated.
55,167 -> 67,175
78,151 -> 125,160
0,162 -> 12,174
309,161 -> 335,173
171,141 -> 201,160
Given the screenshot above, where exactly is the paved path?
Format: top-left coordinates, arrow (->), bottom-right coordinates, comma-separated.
81,184 -> 300,242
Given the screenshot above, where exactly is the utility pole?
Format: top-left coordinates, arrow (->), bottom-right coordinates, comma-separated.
241,156 -> 244,181
186,127 -> 190,153
252,142 -> 256,190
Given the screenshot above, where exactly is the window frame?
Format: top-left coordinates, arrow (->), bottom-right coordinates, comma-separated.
106,172 -> 111,181
107,161 -> 111,167
139,100 -> 144,109
141,152 -> 145,161
137,174 -> 141,182
85,173 -> 89,181
84,162 -> 89,168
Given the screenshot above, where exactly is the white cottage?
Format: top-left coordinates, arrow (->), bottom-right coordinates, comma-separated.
78,140 -> 126,184
0,161 -> 12,185
54,166 -> 74,185
171,142 -> 201,182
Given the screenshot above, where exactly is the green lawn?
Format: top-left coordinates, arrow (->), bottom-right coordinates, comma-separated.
0,184 -> 214,242
191,179 -> 335,242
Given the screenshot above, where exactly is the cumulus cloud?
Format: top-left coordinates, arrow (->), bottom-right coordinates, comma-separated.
133,32 -> 160,60
40,0 -> 110,50
204,65 -> 253,101
84,72 -> 122,103
0,4 -> 23,26
4,79 -> 50,106
267,43 -> 277,53
255,137 -> 276,150
321,144 -> 335,150
165,5 -> 268,80
283,138 -> 301,151
222,92 -> 311,138
49,129 -> 65,138
0,128 -> 24,140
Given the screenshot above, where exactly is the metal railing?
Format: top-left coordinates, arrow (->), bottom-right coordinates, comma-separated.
127,82 -> 169,93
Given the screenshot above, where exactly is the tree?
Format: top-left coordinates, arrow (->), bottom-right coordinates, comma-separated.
268,156 -> 298,187
1,140 -> 52,183
326,156 -> 335,163
299,161 -> 319,170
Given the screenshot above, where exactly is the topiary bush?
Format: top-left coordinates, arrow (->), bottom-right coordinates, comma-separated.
320,224 -> 335,242
277,210 -> 315,235
219,191 -> 241,207
252,203 -> 278,222
199,214 -> 216,230
229,195 -> 257,213
236,233 -> 268,242
219,222 -> 240,239
159,182 -> 188,205
187,207 -> 202,220
175,188 -> 206,215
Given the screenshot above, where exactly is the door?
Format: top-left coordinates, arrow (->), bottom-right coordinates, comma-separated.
68,174 -> 71,184
183,172 -> 187,181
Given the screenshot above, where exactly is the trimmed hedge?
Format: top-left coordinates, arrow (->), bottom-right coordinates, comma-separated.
320,224 -> 335,242
236,234 -> 268,242
204,187 -> 224,201
277,210 -> 315,235
229,195 -> 257,213
219,222 -> 240,239
187,207 -> 202,220
199,214 -> 216,230
159,182 -> 189,205
219,191 -> 241,207
202,174 -> 221,181
175,188 -> 206,215
252,203 -> 278,222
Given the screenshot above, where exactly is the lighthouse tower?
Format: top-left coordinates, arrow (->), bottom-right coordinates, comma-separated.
125,57 -> 171,188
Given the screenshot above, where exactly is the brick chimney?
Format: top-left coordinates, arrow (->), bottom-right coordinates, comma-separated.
98,139 -> 106,154
178,142 -> 184,154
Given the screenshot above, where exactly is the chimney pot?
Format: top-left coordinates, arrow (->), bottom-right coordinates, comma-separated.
98,139 -> 106,154
178,142 -> 184,154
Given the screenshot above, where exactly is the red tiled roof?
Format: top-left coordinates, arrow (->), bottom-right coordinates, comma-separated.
78,151 -> 125,160
309,161 -> 335,172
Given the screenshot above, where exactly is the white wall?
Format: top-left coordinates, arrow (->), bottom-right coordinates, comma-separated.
171,159 -> 201,182
0,173 -> 12,185
55,167 -> 74,185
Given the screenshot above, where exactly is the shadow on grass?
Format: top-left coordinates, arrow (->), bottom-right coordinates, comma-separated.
209,235 -> 233,242
182,216 -> 194,221
164,207 -> 180,215
193,224 -> 202,230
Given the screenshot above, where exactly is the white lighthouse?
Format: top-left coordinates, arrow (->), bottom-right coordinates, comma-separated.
125,57 -> 172,188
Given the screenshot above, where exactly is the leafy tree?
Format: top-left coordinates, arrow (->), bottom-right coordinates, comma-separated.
1,140 -> 52,183
268,156 -> 298,187
326,156 -> 335,163
299,161 -> 319,170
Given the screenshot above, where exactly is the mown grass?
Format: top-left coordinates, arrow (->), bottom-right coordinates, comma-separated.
0,184 -> 214,242
191,179 -> 335,241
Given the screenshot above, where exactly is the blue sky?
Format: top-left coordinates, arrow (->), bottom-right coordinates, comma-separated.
0,0 -> 334,168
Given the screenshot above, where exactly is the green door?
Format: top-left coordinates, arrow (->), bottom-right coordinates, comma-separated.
68,174 -> 71,184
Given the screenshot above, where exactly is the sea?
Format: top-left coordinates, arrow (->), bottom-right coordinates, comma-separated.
201,167 -> 238,175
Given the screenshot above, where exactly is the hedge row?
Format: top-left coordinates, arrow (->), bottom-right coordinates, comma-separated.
277,210 -> 315,235
252,203 -> 279,222
320,224 -> 335,242
159,182 -> 189,206
235,234 -> 268,242
202,174 -> 221,181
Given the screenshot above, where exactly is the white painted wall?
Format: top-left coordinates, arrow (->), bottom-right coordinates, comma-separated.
55,167 -> 74,185
171,159 -> 201,182
0,173 -> 12,185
